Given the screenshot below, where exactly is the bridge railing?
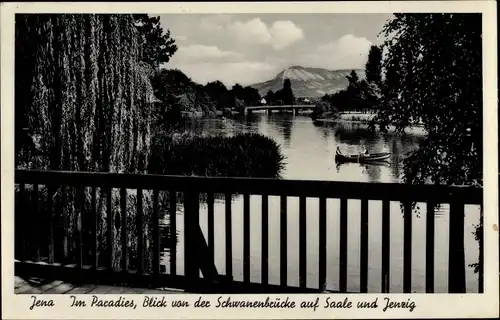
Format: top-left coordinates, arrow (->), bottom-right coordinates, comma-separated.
14,169 -> 483,293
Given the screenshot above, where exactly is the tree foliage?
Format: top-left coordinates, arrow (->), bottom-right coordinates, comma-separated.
365,45 -> 383,85
132,14 -> 178,70
311,101 -> 338,120
242,86 -> 261,106
375,13 -> 483,276
346,70 -> 359,85
267,78 -> 295,106
282,78 -> 295,105
265,90 -> 275,104
320,70 -> 379,113
376,13 -> 482,187
230,84 -> 260,108
16,14 -> 154,174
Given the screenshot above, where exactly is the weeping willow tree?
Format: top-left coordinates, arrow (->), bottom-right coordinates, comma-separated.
15,14 -> 168,270
16,14 -> 154,172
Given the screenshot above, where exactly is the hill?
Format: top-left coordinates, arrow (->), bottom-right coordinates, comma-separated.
249,65 -> 365,98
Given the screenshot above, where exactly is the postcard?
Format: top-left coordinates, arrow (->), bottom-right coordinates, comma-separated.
1,1 -> 498,319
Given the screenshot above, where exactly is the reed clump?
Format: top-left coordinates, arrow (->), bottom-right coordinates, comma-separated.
149,132 -> 286,178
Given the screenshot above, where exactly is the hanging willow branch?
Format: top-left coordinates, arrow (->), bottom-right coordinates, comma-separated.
15,14 -> 158,269
16,14 -> 154,173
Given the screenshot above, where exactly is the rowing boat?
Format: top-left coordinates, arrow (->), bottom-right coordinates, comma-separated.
335,152 -> 391,163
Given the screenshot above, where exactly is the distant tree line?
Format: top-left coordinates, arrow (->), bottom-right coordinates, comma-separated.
263,78 -> 295,106
129,15 -> 263,130
151,69 -> 261,129
317,45 -> 382,115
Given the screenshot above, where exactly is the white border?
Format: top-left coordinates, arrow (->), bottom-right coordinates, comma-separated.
1,2 -> 498,319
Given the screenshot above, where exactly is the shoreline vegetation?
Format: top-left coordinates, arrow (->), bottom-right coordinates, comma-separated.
313,112 -> 427,135
149,133 -> 286,178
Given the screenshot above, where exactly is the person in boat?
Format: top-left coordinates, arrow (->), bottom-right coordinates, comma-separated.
336,147 -> 343,156
360,146 -> 370,157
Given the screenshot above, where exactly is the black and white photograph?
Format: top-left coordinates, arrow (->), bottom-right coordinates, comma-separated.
1,1 -> 498,319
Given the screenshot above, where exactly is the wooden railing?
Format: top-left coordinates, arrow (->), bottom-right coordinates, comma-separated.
14,169 -> 483,293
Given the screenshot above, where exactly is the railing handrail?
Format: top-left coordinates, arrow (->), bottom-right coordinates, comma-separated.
15,169 -> 482,204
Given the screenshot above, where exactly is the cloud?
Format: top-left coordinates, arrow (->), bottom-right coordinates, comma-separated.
164,34 -> 372,88
200,15 -> 304,50
231,18 -> 273,45
296,34 -> 372,70
174,35 -> 187,41
268,21 -> 304,50
166,61 -> 277,87
230,18 -> 304,50
200,14 -> 235,31
173,44 -> 244,63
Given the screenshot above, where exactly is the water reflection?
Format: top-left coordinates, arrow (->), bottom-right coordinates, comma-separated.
275,113 -> 294,147
180,113 -> 426,183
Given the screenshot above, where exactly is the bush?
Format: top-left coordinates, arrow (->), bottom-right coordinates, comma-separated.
149,133 -> 286,178
312,101 -> 337,120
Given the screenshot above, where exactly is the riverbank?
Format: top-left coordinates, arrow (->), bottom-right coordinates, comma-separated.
313,117 -> 427,135
313,111 -> 375,123
181,109 -> 241,119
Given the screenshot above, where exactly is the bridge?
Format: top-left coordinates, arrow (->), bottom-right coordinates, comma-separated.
14,169 -> 483,294
245,104 -> 314,115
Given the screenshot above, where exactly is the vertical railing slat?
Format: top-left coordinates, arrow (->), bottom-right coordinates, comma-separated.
319,197 -> 327,291
381,200 -> 390,293
426,201 -> 435,293
225,193 -> 232,278
152,189 -> 160,275
207,192 -> 214,266
261,194 -> 269,285
47,185 -> 55,264
33,184 -> 40,261
19,184 -> 27,260
448,201 -> 466,293
120,188 -> 128,271
478,206 -> 484,293
62,185 -> 69,263
136,188 -> 144,274
280,195 -> 287,287
76,186 -> 84,268
403,202 -> 412,293
14,184 -> 21,260
360,198 -> 369,293
91,187 -> 97,269
299,196 -> 307,288
106,188 -> 113,268
184,192 -> 200,280
243,193 -> 250,283
339,197 -> 348,292
169,190 -> 177,276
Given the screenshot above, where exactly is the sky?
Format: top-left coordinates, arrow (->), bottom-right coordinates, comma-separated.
158,13 -> 393,87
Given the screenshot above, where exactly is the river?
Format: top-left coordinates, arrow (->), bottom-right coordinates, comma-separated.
161,112 -> 481,293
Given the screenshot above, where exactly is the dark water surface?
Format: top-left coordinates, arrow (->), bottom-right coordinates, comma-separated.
162,112 -> 480,293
